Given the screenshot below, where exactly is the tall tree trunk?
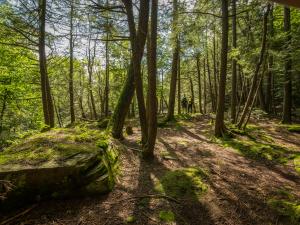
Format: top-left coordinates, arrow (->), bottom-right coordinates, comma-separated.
258,79 -> 267,111
231,0 -> 237,123
266,6 -> 274,114
282,6 -> 292,124
104,2 -> 110,117
0,91 -> 8,133
111,0 -> 149,140
131,0 -> 150,145
111,63 -> 135,139
167,0 -> 179,121
69,0 -> 75,124
203,58 -> 207,114
213,27 -> 218,103
38,0 -> 54,128
237,4 -> 270,129
214,0 -> 229,137
143,0 -> 158,158
189,76 -> 196,113
177,44 -> 181,115
79,70 -> 86,119
196,55 -> 203,114
207,52 -> 215,112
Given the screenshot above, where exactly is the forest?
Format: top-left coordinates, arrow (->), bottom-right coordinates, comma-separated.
0,0 -> 300,224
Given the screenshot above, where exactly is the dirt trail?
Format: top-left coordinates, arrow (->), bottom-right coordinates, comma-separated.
1,115 -> 299,225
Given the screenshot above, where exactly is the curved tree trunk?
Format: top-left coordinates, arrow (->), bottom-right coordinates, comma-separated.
237,4 -> 270,129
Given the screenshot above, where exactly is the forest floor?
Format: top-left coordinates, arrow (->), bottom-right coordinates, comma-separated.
1,114 -> 300,225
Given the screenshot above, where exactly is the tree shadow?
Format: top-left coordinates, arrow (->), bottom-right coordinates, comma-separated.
129,154 -> 214,225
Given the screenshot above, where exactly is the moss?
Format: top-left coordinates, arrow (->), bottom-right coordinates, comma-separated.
159,210 -> 175,222
216,136 -> 297,165
268,199 -> 300,224
286,124 -> 300,133
0,127 -> 109,167
155,167 -> 208,200
125,216 -> 136,223
294,156 -> 300,175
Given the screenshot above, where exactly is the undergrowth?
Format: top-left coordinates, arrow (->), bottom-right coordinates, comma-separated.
268,188 -> 300,224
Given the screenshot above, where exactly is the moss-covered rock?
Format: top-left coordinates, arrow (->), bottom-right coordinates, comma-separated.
0,128 -> 119,210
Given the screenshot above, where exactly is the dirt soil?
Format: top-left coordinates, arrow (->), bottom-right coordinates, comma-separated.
0,115 -> 299,225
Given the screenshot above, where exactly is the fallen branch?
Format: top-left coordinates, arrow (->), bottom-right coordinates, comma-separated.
0,204 -> 38,225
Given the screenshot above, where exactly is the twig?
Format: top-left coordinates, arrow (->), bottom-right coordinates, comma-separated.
127,147 -> 142,153
0,204 -> 38,225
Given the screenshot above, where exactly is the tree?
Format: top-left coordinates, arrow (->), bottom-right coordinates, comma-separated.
282,6 -> 292,124
231,0 -> 237,123
214,0 -> 229,137
143,0 -> 158,159
236,4 -> 270,129
38,0 -> 55,128
166,0 -> 179,121
111,0 -> 149,141
69,0 -> 75,124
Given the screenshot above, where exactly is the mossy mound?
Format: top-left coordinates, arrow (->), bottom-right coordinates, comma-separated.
268,199 -> 300,224
155,167 -> 208,200
159,210 -> 175,222
0,127 -> 119,210
286,124 -> 300,133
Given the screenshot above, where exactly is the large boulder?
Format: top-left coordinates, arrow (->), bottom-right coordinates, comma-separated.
0,127 -> 119,210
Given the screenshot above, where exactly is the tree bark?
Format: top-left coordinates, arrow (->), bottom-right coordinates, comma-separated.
143,0 -> 158,159
237,4 -> 270,129
282,6 -> 292,124
196,55 -> 203,114
214,0 -> 229,137
231,0 -> 237,123
203,58 -> 207,114
69,0 -> 75,124
207,51 -> 215,112
38,0 -> 54,128
111,0 -> 149,140
266,6 -> 274,114
167,0 -> 179,121
177,44 -> 181,115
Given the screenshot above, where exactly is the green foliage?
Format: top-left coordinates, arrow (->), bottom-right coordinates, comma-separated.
155,167 -> 208,200
159,210 -> 175,222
